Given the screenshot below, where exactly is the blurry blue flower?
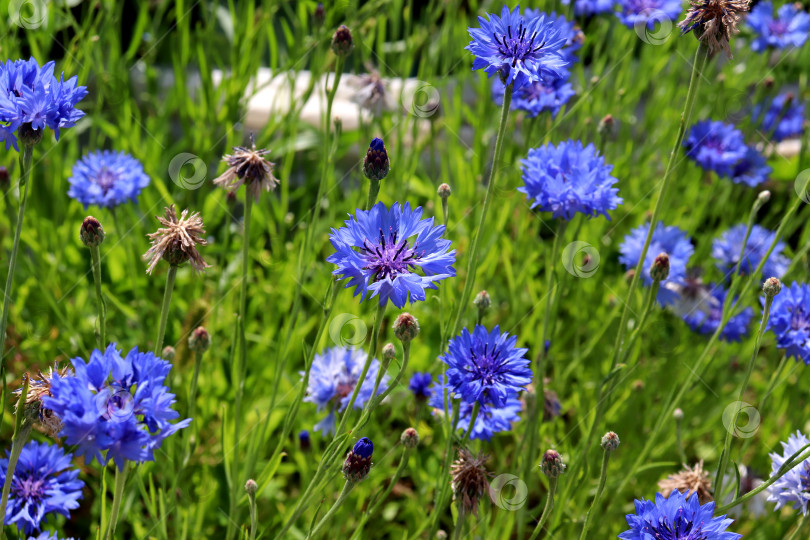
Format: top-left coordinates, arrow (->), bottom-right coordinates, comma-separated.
684,120 -> 748,178
619,489 -> 741,539
524,9 -> 584,64
753,92 -> 805,142
561,0 -> 615,17
730,145 -> 771,187
765,282 -> 810,363
302,346 -> 389,435
681,283 -> 753,342
0,57 -> 87,151
43,343 -> 191,471
327,202 -> 456,308
0,440 -> 84,535
408,371 -> 432,399
519,140 -> 622,220
616,0 -> 682,29
67,150 -> 151,209
712,224 -> 790,279
747,1 -> 810,52
466,6 -> 569,90
29,533 -> 75,540
492,76 -> 575,118
767,430 -> 810,515
441,325 -> 531,407
619,222 -> 694,306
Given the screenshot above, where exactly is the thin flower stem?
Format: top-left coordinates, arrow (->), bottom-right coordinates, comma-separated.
462,402 -> 480,442
248,490 -> 258,540
428,403 -> 460,538
239,190 -> 253,324
366,178 -> 381,210
104,464 -> 129,540
353,340 -> 411,436
188,350 -> 203,422
452,506 -> 467,540
441,196 -> 449,226
306,480 -> 354,539
578,451 -> 611,540
676,415 -> 687,465
0,376 -> 30,540
786,513 -> 809,540
759,353 -> 789,411
90,244 -> 107,349
528,477 -> 557,540
153,264 -> 177,355
714,291 -> 775,499
0,144 -> 33,378
450,84 -> 512,337
365,447 -> 412,518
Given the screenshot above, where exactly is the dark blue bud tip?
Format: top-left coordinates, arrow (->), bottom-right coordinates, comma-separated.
299,430 -> 310,442
369,137 -> 386,152
544,340 -> 551,353
353,436 -> 373,459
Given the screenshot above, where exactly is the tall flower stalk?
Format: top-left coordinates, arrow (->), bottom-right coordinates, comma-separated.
81,217 -> 107,348
0,376 -> 31,540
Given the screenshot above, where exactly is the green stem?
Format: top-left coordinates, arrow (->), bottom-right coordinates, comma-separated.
528,477 -> 557,540
578,451 -> 611,540
188,350 -> 203,421
239,193 -> 253,327
90,244 -> 106,349
366,179 -> 381,210
306,481 -> 354,539
428,403 -> 460,538
452,506 -> 467,540
0,377 -> 31,540
248,489 -> 258,540
450,84 -> 512,337
676,415 -> 686,465
787,513 -> 809,540
153,265 -> 177,355
461,402 -> 480,442
365,447 -> 412,518
104,464 -> 129,540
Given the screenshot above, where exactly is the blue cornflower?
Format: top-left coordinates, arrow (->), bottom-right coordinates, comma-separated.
0,441 -> 84,535
441,325 -> 531,407
43,343 -> 191,471
767,431 -> 810,515
753,92 -> 805,142
0,58 -> 87,151
619,222 -> 695,306
342,437 -> 374,482
302,346 -> 390,435
712,224 -> 790,279
765,282 -> 810,363
466,6 -> 569,90
327,202 -> 456,308
524,9 -> 584,64
747,1 -> 810,52
519,140 -> 622,220
616,0 -> 682,30
684,120 -> 748,178
730,145 -> 771,187
408,371 -> 433,399
30,533 -> 76,540
67,150 -> 151,209
561,0 -> 615,17
619,489 -> 741,539
492,76 -> 575,118
681,283 -> 753,342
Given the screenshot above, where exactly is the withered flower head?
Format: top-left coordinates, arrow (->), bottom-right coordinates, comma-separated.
679,0 -> 750,58
657,460 -> 714,504
144,205 -> 209,274
14,363 -> 72,437
213,141 -> 280,201
450,448 -> 492,516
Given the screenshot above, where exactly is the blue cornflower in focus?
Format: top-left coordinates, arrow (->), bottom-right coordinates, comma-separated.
0,440 -> 84,535
408,371 -> 432,399
712,224 -> 789,279
492,76 -> 575,118
466,6 -> 569,90
327,202 -> 456,308
561,0 -> 615,17
0,58 -> 87,151
684,120 -> 748,178
753,92 -> 805,142
616,0 -> 682,30
767,431 -> 810,515
619,489 -> 741,539
43,343 -> 191,471
681,283 -> 753,342
441,325 -> 531,407
302,346 -> 389,435
764,282 -> 810,363
519,140 -> 622,220
747,1 -> 810,52
619,222 -> 694,305
67,150 -> 151,209
730,145 -> 771,187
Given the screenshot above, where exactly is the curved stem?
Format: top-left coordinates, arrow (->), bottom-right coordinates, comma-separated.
90,244 -> 106,348
153,265 -> 177,355
461,402 -> 480,442
528,477 -> 557,540
104,464 -> 129,540
306,480 -> 354,539
578,451 -> 611,540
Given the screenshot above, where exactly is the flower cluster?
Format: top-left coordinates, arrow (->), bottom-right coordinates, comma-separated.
766,431 -> 810,515
619,490 -> 741,539
0,57 -> 87,150
712,224 -> 790,279
747,1 -> 810,52
491,76 -> 575,118
43,343 -> 191,470
684,120 -> 769,186
67,150 -> 151,209
753,91 -> 805,142
561,0 -> 615,17
681,283 -> 753,341
519,140 -> 622,220
302,346 -> 389,435
765,282 -> 810,363
327,202 -> 456,308
616,0 -> 682,30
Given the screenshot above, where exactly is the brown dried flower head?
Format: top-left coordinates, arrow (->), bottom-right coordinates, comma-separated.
14,364 -> 72,437
450,448 -> 491,516
144,205 -> 209,274
679,0 -> 750,58
213,142 -> 279,201
657,460 -> 714,504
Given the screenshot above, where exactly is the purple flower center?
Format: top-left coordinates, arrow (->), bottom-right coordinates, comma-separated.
768,20 -> 788,35
95,167 -> 117,194
13,475 -> 45,502
465,344 -> 504,386
789,306 -> 810,332
493,23 -> 547,67
361,227 -> 421,281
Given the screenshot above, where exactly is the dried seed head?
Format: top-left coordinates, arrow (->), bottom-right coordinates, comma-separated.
188,326 -> 211,353
393,313 -> 420,343
658,461 -> 714,504
143,205 -> 209,274
541,449 -> 566,478
450,448 -> 491,516
14,364 -> 72,437
679,0 -> 751,58
401,427 -> 420,448
80,216 -> 105,247
213,142 -> 279,201
331,25 -> 354,56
